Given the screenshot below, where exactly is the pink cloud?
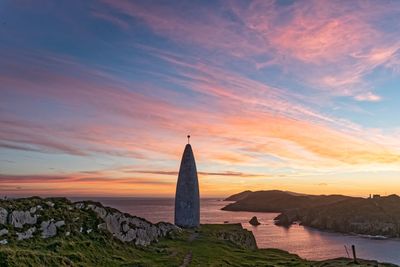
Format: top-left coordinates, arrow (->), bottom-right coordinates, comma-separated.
2,47 -> 400,170
354,92 -> 382,102
97,0 -> 400,100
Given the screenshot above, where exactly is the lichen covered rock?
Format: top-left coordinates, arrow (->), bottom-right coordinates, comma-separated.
17,227 -> 36,240
41,220 -> 57,238
0,197 -> 178,247
0,229 -> 8,237
0,208 -> 7,225
85,203 -> 179,246
9,210 -> 37,228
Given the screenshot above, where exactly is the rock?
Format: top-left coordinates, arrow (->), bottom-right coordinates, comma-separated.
122,223 -> 129,233
135,229 -> 149,246
75,203 -> 85,209
156,222 -> 179,236
0,239 -> 7,245
97,223 -> 106,230
65,231 -> 70,236
274,210 -> 299,227
41,221 -> 57,238
124,229 -> 137,242
87,204 -> 178,246
215,224 -> 257,250
87,229 -> 92,234
249,216 -> 261,226
103,213 -> 122,234
29,207 -> 37,214
89,205 -> 107,219
0,208 -> 8,225
55,220 -> 65,227
9,211 -> 37,228
46,201 -> 55,207
17,227 -> 36,240
0,229 -> 8,237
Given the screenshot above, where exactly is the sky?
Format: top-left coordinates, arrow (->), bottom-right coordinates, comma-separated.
1,0 -> 400,197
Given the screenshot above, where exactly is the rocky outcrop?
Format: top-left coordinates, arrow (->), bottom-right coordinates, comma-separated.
0,208 -> 7,225
215,224 -> 257,250
17,227 -> 36,240
274,210 -> 299,226
0,239 -> 7,245
0,229 -> 8,237
9,210 -> 37,228
41,220 -> 57,238
249,216 -> 260,226
84,203 -> 179,246
55,220 -> 65,227
0,197 -> 179,247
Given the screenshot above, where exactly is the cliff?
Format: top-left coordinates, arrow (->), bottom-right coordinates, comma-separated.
223,190 -> 400,238
278,194 -> 400,237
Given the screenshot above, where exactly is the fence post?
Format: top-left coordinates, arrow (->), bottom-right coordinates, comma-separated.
351,245 -> 358,264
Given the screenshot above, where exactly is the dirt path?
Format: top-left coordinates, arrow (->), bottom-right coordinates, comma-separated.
180,251 -> 192,267
180,231 -> 199,266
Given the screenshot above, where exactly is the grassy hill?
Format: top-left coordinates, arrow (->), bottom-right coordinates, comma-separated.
222,190 -> 350,212
0,197 -> 397,266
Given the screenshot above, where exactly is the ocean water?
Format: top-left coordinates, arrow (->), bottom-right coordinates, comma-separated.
72,197 -> 400,265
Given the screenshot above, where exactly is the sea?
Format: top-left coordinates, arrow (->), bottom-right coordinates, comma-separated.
70,197 -> 400,265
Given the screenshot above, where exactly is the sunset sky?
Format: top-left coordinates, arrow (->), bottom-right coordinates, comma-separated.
1,0 -> 400,197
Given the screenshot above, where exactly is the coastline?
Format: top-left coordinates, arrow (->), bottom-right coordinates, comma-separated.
0,197 -> 398,266
222,190 -> 400,239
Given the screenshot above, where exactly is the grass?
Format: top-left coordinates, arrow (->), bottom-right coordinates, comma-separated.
0,224 -> 396,267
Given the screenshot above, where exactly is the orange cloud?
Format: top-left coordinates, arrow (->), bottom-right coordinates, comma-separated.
0,173 -> 175,197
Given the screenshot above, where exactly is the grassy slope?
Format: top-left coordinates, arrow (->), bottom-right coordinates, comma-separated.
0,224 -> 396,267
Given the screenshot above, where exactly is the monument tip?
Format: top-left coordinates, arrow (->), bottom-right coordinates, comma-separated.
187,135 -> 190,144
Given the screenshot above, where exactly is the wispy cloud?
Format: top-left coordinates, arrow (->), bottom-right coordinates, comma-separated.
1,0 -> 400,196
98,0 -> 400,100
354,92 -> 382,102
128,170 -> 263,177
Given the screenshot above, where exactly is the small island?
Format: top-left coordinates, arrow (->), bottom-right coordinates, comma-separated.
249,216 -> 261,226
222,190 -> 400,238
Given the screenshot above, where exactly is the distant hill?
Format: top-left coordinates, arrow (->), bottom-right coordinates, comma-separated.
224,190 -> 253,201
222,190 -> 400,238
222,190 -> 350,212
